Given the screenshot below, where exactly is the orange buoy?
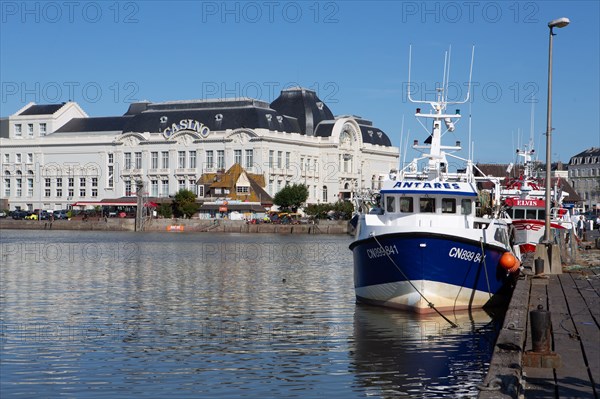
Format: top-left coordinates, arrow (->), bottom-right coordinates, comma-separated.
499,252 -> 517,271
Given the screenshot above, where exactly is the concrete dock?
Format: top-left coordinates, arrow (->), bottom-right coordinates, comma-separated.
479,235 -> 600,398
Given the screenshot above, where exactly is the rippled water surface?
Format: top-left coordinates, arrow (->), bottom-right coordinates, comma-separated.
1,230 -> 503,398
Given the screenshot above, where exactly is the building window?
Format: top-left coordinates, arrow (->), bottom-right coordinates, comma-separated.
79,188 -> 86,197
125,152 -> 132,170
322,185 -> 328,202
161,180 -> 169,197
16,153 -> 21,163
285,152 -> 290,169
189,179 -> 197,195
16,178 -> 22,197
108,153 -> 114,164
56,178 -> 62,187
179,180 -> 185,191
68,178 -> 74,187
27,124 -> 34,137
3,153 -> 9,164
4,178 -> 9,197
217,150 -> 225,169
178,151 -> 186,168
40,123 -> 47,136
45,178 -> 51,188
125,181 -> 132,196
190,151 -> 197,169
245,149 -> 253,168
56,188 -> 62,197
91,189 -> 98,197
235,150 -> 242,165
198,185 -> 204,197
151,152 -> 158,169
92,177 -> 98,187
80,178 -> 86,187
45,189 -> 51,197
151,180 -> 158,197
14,124 -> 22,137
269,150 -> 274,168
27,178 -> 34,197
26,153 -> 33,164
236,186 -> 249,194
135,152 -> 142,169
68,188 -> 74,198
277,151 -> 282,168
206,150 -> 214,169
161,151 -> 169,169
108,165 -> 114,188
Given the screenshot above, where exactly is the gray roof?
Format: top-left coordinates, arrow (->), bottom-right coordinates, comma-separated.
18,103 -> 67,116
569,147 -> 600,164
0,118 -> 8,138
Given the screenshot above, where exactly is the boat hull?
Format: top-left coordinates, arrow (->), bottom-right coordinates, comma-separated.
512,219 -> 571,253
350,233 -> 513,313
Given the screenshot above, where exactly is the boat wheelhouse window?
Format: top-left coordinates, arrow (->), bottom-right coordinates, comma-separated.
419,198 -> 435,213
386,196 -> 396,213
461,199 -> 472,215
538,209 -> 546,220
514,209 -> 525,219
526,209 -> 537,220
442,198 -> 456,214
399,197 -> 413,213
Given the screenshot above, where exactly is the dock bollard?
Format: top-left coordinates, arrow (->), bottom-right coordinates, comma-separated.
534,257 -> 544,275
530,304 -> 551,353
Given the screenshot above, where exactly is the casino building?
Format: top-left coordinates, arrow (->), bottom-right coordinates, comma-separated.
0,88 -> 399,212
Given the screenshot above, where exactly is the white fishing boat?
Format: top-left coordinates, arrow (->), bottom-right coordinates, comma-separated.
500,143 -> 575,253
349,48 -> 520,314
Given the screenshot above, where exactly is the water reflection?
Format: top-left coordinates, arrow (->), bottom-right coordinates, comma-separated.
0,230 -> 503,398
350,304 -> 504,398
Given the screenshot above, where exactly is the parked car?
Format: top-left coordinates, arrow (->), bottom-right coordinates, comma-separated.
0,210 -> 7,218
25,213 -> 38,220
53,210 -> 68,220
11,210 -> 28,220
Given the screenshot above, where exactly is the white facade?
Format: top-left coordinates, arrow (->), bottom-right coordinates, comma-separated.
1,96 -> 399,211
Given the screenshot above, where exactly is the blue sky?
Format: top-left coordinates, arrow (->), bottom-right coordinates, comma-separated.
1,1 -> 599,164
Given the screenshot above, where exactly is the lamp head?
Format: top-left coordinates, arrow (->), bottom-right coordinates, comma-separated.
548,17 -> 570,29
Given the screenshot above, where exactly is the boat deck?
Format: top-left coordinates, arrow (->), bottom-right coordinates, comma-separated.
478,242 -> 600,398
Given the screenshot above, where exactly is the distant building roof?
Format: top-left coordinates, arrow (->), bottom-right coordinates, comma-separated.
18,103 -> 67,116
198,163 -> 272,205
55,116 -> 133,133
0,117 -> 8,138
569,147 -> 600,164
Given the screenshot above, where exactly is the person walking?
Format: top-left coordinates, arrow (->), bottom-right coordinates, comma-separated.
576,215 -> 586,240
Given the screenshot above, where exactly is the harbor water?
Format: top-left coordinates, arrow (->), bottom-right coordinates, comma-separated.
1,230 -> 504,398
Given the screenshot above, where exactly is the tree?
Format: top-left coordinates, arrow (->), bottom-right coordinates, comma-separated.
173,189 -> 199,218
273,184 -> 309,211
157,203 -> 173,218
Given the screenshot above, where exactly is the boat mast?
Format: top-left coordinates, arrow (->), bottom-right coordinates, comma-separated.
406,46 -> 474,181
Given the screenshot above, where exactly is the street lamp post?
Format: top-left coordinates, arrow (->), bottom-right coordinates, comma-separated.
544,17 -> 570,243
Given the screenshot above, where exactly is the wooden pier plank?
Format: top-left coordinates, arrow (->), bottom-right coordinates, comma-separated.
561,274 -> 600,395
552,275 -> 597,398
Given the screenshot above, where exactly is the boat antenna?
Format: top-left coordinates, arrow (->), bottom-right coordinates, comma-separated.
468,100 -> 472,162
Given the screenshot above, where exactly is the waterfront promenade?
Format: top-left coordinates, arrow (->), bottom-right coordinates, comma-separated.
479,231 -> 600,398
0,218 -> 350,234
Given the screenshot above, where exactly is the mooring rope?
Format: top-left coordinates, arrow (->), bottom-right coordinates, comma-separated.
370,233 -> 458,328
